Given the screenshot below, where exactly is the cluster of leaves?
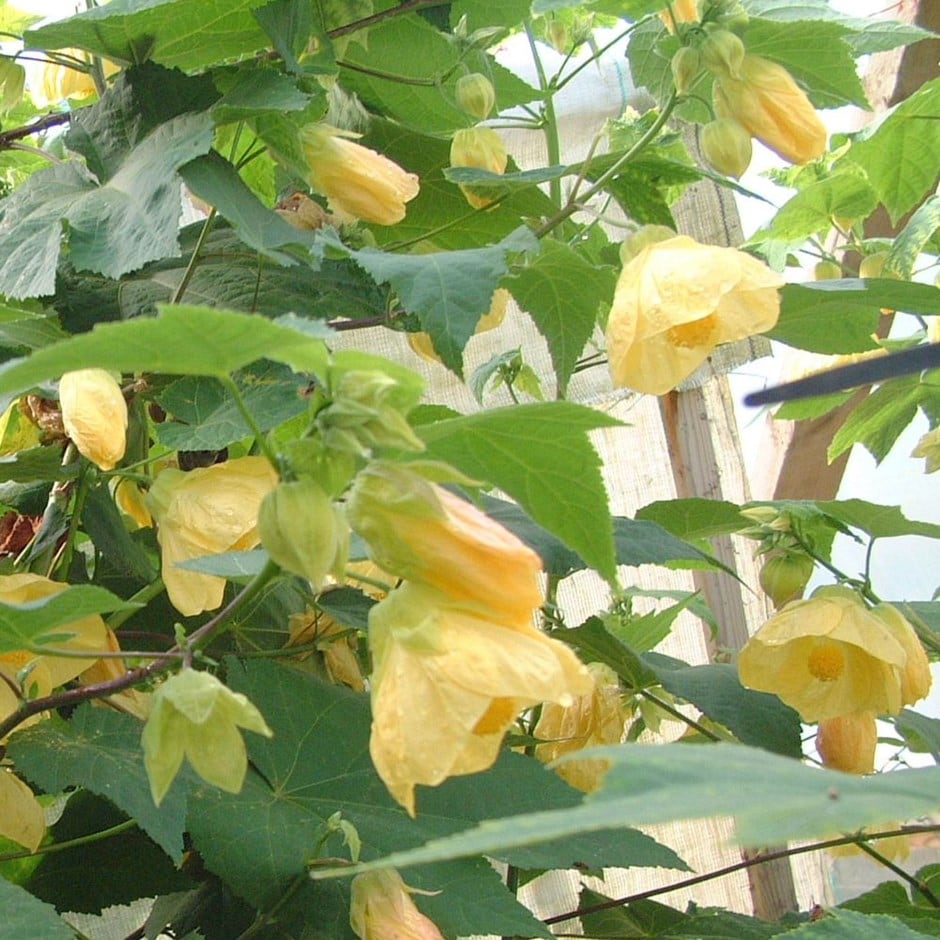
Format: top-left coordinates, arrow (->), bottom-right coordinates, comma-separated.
0,0 -> 937,939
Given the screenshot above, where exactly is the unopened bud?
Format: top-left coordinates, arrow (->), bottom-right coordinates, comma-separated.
813,260 -> 842,281
670,46 -> 701,95
59,369 -> 128,471
455,73 -> 495,120
546,20 -> 568,54
700,29 -> 746,79
450,126 -> 507,209
618,224 -> 676,265
758,551 -> 814,609
700,117 -> 752,178
859,251 -> 900,280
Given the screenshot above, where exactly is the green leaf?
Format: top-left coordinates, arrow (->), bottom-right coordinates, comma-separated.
553,616 -> 658,690
745,16 -> 866,108
827,374 -> 923,464
0,112 -> 214,298
254,0 -> 319,74
844,77 -> 940,224
614,517 -> 719,570
155,364 -> 310,451
345,228 -> 537,376
771,280 -> 940,354
607,593 -> 699,653
0,877 -> 76,940
0,446 -> 78,484
905,602 -> 940,634
787,908 -> 940,938
893,710 -> 940,763
0,304 -> 331,396
9,706 -> 187,863
888,194 -> 940,280
24,0 -> 271,71
187,660 -> 683,940
0,307 -> 68,351
813,499 -> 940,541
418,403 -> 620,581
310,743 -> 940,878
636,498 -> 747,540
81,483 -> 157,583
212,67 -> 313,123
506,240 -> 616,395
0,585 -> 137,652
650,662 -> 803,758
578,886 -> 688,940
173,548 -> 268,578
843,879 -> 940,934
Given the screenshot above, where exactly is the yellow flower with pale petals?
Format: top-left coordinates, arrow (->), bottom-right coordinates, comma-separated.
535,662 -> 626,792
347,462 -> 544,625
350,869 -> 444,940
300,124 -> 419,225
368,581 -> 592,815
738,586 -> 930,722
605,235 -> 784,395
145,457 -> 278,617
0,769 -> 45,852
59,369 -> 127,471
449,126 -> 508,209
659,0 -> 698,32
32,49 -> 119,107
0,573 -> 110,734
816,711 -> 876,775
713,54 -> 827,165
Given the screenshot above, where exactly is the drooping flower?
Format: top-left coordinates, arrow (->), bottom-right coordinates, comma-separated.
713,54 -> 827,164
31,50 -> 119,107
816,711 -> 876,775
288,608 -> 366,692
455,72 -> 496,120
350,869 -> 444,940
145,457 -> 278,617
299,124 -> 419,225
535,662 -> 626,792
59,369 -> 127,471
738,586 -> 931,722
449,126 -> 508,209
347,462 -> 544,624
141,668 -> 272,805
368,581 -> 592,814
700,117 -> 752,178
605,235 -> 784,395
0,573 -> 110,733
0,769 -> 45,852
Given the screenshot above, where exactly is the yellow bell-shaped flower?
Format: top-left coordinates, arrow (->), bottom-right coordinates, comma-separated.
59,369 -> 127,471
145,457 -> 278,617
299,124 -> 419,225
816,711 -> 876,775
605,234 -> 783,395
368,581 -> 592,814
713,54 -> 827,164
449,126 -> 508,209
738,586 -> 930,722
350,869 -> 444,940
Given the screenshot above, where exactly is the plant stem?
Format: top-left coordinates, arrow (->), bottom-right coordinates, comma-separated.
638,688 -> 722,741
220,375 -> 280,468
171,207 -> 217,304
106,577 -> 166,631
327,0 -> 450,38
855,841 -> 940,908
0,818 -> 137,862
524,23 -> 562,207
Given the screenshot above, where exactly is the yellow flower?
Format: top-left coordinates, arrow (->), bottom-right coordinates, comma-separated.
31,50 -> 119,107
659,0 -> 698,32
141,668 -> 272,805
912,427 -> 940,473
449,126 -> 507,209
713,54 -> 827,164
300,124 -> 419,225
288,609 -> 365,692
816,711 -> 876,775
738,586 -> 930,722
0,769 -> 45,852
0,574 -> 110,733
535,662 -> 626,792
145,457 -> 278,617
605,235 -> 784,395
59,369 -> 127,471
347,462 -> 544,625
368,581 -> 592,814
350,869 -> 444,940
78,628 -> 151,720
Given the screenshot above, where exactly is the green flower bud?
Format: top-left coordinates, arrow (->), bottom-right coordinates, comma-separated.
700,29 -> 746,79
813,260 -> 842,280
859,251 -> 901,280
546,19 -> 569,54
258,479 -> 349,589
758,552 -> 814,609
700,117 -> 752,178
618,224 -> 676,265
670,46 -> 701,95
455,72 -> 495,120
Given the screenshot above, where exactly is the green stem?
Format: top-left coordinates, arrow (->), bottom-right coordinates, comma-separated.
327,0 -> 449,38
49,461 -> 93,580
638,688 -> 721,742
552,24 -> 638,95
219,375 -> 280,468
524,23 -> 562,207
0,818 -> 137,862
171,207 -> 217,305
106,577 -> 166,631
855,840 -> 940,908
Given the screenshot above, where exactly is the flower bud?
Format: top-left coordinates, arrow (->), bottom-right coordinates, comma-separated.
701,29 -> 746,79
449,126 -> 508,209
758,551 -> 814,609
813,260 -> 842,280
700,117 -> 752,178
659,0 -> 698,32
671,46 -> 701,95
546,19 -> 569,53
59,369 -> 128,471
858,251 -> 900,279
455,72 -> 495,120
258,479 -> 349,590
350,869 -> 444,940
912,427 -> 940,474
816,712 -> 876,775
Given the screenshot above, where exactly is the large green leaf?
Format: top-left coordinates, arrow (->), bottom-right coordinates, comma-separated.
0,307 -> 68,352
418,403 -> 620,581
0,585 -> 137,652
185,660 -> 684,939
24,0 -> 271,71
0,305 -> 332,396
0,446 -> 79,484
9,706 -> 188,863
506,240 -> 616,395
787,908 -> 940,939
813,499 -> 940,541
844,77 -> 940,224
636,497 -> 748,540
310,743 -> 940,878
0,877 -> 76,940
888,194 -> 940,280
771,280 -> 940,354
